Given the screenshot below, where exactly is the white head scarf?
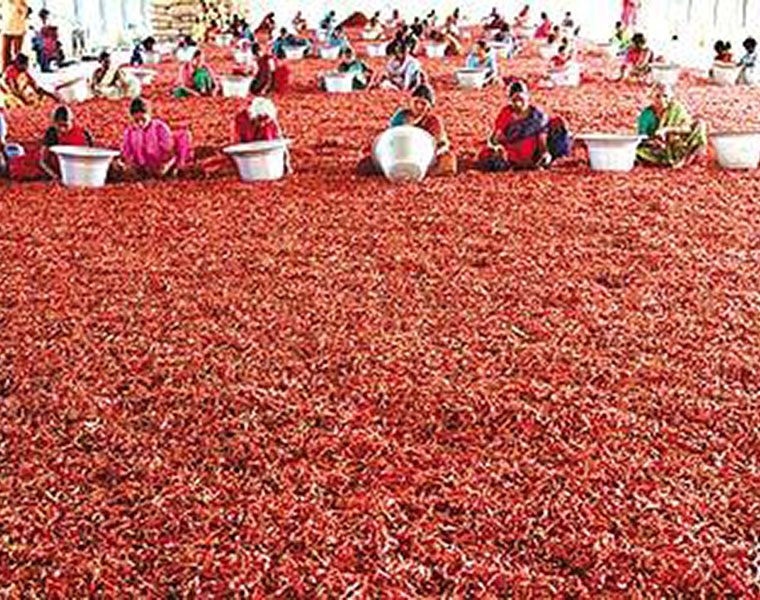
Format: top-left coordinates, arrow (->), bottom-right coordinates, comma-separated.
248,97 -> 278,121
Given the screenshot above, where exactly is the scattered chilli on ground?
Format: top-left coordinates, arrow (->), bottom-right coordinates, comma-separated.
1,44 -> 759,597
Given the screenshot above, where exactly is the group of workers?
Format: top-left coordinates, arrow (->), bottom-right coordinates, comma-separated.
0,0 -> 721,183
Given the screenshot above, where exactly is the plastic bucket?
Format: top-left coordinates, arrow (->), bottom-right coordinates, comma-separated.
319,45 -> 341,59
223,140 -> 291,181
51,146 -> 119,188
578,134 -> 643,172
372,125 -> 436,182
710,132 -> 760,169
324,72 -> 354,93
455,68 -> 488,89
220,75 -> 253,98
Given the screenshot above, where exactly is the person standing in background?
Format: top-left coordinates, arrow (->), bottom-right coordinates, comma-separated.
621,0 -> 641,29
1,0 -> 28,70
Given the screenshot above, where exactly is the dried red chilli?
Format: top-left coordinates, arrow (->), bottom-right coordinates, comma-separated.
0,36 -> 758,597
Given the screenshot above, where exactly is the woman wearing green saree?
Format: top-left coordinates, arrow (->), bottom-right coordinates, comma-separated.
637,82 -> 707,168
173,49 -> 218,98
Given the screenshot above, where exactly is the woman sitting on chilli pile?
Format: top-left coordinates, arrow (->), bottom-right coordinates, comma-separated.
358,83 -> 457,177
1,53 -> 60,107
119,97 -> 193,179
39,105 -> 94,180
636,82 -> 707,168
476,79 -> 572,171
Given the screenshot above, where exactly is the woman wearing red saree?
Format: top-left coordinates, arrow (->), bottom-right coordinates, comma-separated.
477,80 -> 571,171
39,105 -> 94,180
248,42 -> 290,95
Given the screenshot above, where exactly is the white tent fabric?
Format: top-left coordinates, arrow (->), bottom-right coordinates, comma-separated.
19,0 -> 760,62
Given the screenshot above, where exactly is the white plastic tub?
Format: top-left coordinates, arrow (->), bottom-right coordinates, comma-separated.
319,45 -> 341,59
143,51 -> 162,64
426,43 -> 447,58
224,140 -> 291,181
233,49 -> 249,65
122,67 -> 156,86
651,63 -> 680,87
284,46 -> 307,60
372,125 -> 436,182
578,134 -> 643,172
710,132 -> 760,169
712,62 -> 739,86
538,44 -> 554,60
550,62 -> 580,87
455,68 -> 488,89
366,42 -> 387,57
56,77 -> 90,103
111,50 -> 132,66
324,72 -> 354,93
220,75 -> 252,98
51,146 -> 119,188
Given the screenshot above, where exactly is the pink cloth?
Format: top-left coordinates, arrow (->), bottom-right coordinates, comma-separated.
122,118 -> 193,173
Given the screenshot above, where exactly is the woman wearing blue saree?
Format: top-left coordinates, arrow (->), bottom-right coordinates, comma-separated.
477,80 -> 572,171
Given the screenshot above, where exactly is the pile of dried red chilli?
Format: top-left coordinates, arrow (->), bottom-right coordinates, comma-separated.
0,44 -> 759,596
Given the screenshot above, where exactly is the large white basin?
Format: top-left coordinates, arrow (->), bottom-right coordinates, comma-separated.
111,50 -> 132,67
56,77 -> 90,103
284,46 -> 307,60
366,42 -> 387,57
324,71 -> 354,93
372,125 -> 436,182
220,75 -> 252,98
710,132 -> 760,169
51,146 -> 119,188
550,62 -> 581,87
233,49 -> 249,65
426,43 -> 447,58
537,44 -> 555,60
223,140 -> 291,181
122,67 -> 156,85
578,134 -> 643,172
319,45 -> 341,59
455,68 -> 488,89
651,63 -> 680,87
143,51 -> 162,65
712,62 -> 739,86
